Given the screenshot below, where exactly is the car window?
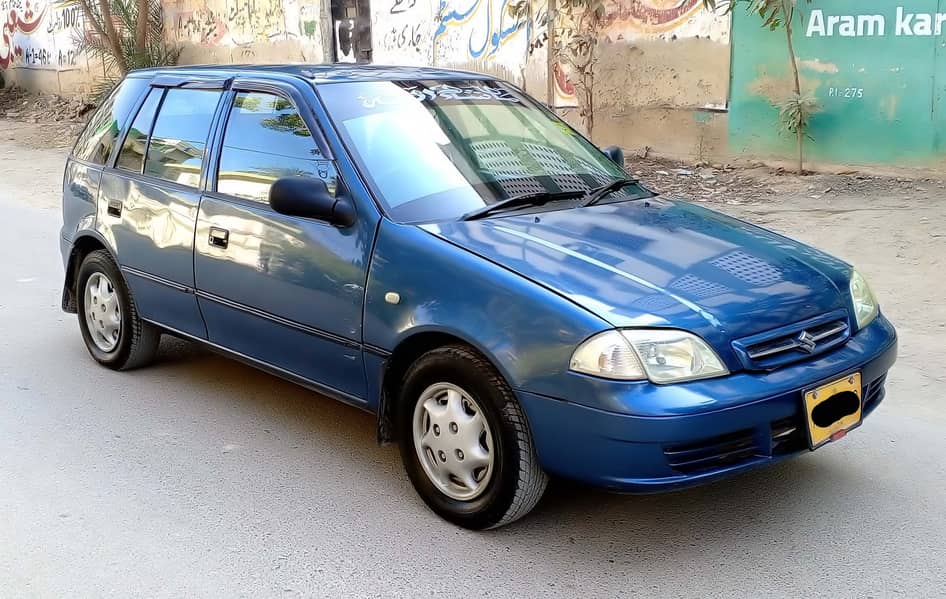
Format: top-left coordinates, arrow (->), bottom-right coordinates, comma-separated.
73,77 -> 150,165
115,88 -> 163,173
217,91 -> 331,203
318,80 -> 637,223
144,88 -> 222,188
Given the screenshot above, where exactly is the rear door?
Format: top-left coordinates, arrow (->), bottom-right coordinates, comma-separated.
101,77 -> 228,338
193,79 -> 375,402
64,77 -> 150,250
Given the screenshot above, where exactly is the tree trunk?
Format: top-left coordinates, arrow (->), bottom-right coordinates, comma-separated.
547,0 -> 556,109
98,0 -> 128,73
795,128 -> 803,175
783,6 -> 803,173
135,0 -> 149,56
584,71 -> 594,139
75,0 -> 127,73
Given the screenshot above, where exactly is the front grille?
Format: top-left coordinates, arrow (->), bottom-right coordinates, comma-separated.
664,428 -> 760,474
665,374 -> 888,475
863,374 -> 887,412
665,416 -> 810,474
770,416 -> 806,455
732,310 -> 851,370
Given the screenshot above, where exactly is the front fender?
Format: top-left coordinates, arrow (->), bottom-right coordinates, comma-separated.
363,220 -> 609,397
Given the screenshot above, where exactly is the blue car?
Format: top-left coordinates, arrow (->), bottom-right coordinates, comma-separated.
60,65 -> 897,529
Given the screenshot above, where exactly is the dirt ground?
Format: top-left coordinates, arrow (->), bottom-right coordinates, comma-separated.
0,88 -> 92,150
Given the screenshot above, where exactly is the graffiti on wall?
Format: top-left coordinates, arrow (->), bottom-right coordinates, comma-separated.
167,0 -> 323,51
1,0 -> 84,70
170,0 -> 286,45
433,0 -> 547,64
370,0 -> 550,82
371,0 -> 436,64
600,0 -> 730,42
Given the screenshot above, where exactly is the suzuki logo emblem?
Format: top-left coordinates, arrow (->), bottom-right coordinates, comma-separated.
796,331 -> 817,353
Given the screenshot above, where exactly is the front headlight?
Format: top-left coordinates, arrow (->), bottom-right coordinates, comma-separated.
570,329 -> 728,383
850,268 -> 879,330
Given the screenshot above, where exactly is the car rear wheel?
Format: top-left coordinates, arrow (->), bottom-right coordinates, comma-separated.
398,345 -> 548,529
76,250 -> 160,370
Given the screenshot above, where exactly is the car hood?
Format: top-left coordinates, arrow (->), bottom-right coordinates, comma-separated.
421,198 -> 853,357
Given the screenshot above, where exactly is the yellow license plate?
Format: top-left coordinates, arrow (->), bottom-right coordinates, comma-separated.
803,372 -> 862,449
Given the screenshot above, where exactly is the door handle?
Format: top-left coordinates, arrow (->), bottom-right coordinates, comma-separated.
209,227 -> 229,249
107,200 -> 122,217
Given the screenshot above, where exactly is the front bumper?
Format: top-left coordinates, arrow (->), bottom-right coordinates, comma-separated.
517,314 -> 898,492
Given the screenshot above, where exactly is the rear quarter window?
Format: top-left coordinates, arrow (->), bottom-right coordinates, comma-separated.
143,88 -> 222,188
72,77 -> 150,165
116,88 -> 163,173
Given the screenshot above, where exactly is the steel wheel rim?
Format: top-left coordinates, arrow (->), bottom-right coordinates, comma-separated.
84,272 -> 121,352
412,382 -> 495,501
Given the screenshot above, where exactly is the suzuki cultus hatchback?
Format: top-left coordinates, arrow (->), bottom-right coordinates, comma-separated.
61,65 -> 897,529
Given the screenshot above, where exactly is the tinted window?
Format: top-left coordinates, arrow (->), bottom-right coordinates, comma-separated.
217,91 -> 328,202
116,88 -> 163,173
73,77 -> 150,165
144,89 -> 221,187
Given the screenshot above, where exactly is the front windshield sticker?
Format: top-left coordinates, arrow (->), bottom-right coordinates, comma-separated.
403,83 -> 521,104
355,82 -> 521,109
356,94 -> 404,109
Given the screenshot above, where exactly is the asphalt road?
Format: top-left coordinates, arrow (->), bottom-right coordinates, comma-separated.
1,140 -> 944,598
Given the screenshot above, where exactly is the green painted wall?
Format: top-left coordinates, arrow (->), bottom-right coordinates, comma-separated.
729,0 -> 946,166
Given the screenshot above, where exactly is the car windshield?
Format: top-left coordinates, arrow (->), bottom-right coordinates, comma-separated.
318,79 -> 647,223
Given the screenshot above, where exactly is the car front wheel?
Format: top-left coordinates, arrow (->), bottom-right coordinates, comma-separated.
398,345 -> 548,529
76,250 -> 160,370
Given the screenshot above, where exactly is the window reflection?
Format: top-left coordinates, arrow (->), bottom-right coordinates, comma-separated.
319,80 -> 634,223
217,91 -> 331,203
144,88 -> 221,188
116,88 -> 163,173
73,78 -> 149,165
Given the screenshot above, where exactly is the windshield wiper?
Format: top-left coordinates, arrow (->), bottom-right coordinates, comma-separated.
460,190 -> 585,221
580,178 -> 648,207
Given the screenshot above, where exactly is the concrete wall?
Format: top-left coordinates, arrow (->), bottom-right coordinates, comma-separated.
592,0 -> 731,160
7,0 -> 944,172
1,0 -> 330,92
164,0 -> 330,65
1,0 -> 103,94
369,0 -> 549,96
730,0 -> 946,169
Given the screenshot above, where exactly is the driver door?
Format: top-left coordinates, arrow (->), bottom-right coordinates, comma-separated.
193,80 -> 374,402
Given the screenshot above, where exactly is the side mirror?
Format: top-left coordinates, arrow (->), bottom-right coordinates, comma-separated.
269,177 -> 356,227
601,145 -> 625,167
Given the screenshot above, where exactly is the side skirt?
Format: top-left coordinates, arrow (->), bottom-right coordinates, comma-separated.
146,319 -> 375,415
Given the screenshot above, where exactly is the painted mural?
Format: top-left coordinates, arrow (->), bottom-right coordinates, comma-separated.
1,0 -> 85,71
600,0 -> 730,41
552,61 -> 575,106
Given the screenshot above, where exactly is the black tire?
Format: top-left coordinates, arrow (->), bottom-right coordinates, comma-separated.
397,345 -> 548,529
76,250 -> 160,370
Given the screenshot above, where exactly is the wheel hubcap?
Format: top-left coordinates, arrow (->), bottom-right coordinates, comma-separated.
84,272 -> 121,352
412,383 -> 494,501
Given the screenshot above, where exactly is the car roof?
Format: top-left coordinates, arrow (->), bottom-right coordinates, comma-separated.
128,64 -> 496,84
